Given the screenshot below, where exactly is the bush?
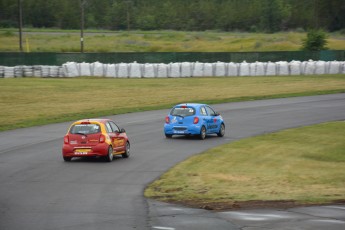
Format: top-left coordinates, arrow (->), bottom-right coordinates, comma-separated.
302,29 -> 328,51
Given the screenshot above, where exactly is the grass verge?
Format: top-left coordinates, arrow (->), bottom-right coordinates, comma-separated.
1,30 -> 345,52
0,75 -> 345,131
145,121 -> 345,210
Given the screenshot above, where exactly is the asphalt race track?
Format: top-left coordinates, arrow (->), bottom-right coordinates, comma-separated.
1,94 -> 345,230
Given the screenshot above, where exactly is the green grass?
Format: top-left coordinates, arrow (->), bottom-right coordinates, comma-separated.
0,75 -> 345,131
1,29 -> 345,52
145,121 -> 345,207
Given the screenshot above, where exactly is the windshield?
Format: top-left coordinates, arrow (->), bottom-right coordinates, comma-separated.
170,107 -> 195,117
70,124 -> 101,135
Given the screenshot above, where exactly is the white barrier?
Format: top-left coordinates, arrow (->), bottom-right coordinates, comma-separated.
169,63 -> 180,78
290,61 -> 302,75
157,63 -> 168,78
104,64 -> 116,78
117,63 -> 129,78
227,62 -> 238,76
215,62 -> 226,77
239,61 -> 250,76
192,62 -> 204,77
2,60 -> 344,78
79,62 -> 91,76
266,62 -> 276,76
203,63 -> 213,77
143,63 -> 155,78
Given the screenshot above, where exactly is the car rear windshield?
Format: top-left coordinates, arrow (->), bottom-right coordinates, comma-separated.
170,107 -> 196,117
70,124 -> 101,135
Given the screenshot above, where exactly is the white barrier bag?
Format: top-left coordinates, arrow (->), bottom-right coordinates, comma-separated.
329,61 -> 341,74
79,62 -> 91,76
276,61 -> 289,75
256,62 -> 265,76
227,62 -> 238,76
290,61 -> 301,75
315,61 -> 326,75
117,63 -> 129,78
104,64 -> 116,77
92,62 -> 104,77
192,62 -> 204,77
49,66 -> 60,77
303,60 -> 315,75
4,67 -> 15,78
169,63 -> 181,78
143,63 -> 155,78
181,62 -> 192,77
239,61 -> 250,76
157,63 -> 168,78
63,62 -> 79,77
203,63 -> 213,77
129,62 -> 142,78
214,62 -> 226,77
266,62 -> 276,76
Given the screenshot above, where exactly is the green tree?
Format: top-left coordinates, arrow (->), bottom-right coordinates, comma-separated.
302,29 -> 328,51
260,0 -> 291,32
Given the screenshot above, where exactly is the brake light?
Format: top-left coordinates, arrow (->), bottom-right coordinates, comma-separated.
193,116 -> 199,124
81,121 -> 90,124
99,134 -> 106,143
181,105 -> 187,108
165,116 -> 170,124
64,135 -> 69,144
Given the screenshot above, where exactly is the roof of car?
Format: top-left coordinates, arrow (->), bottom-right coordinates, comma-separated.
75,118 -> 111,124
175,103 -> 207,108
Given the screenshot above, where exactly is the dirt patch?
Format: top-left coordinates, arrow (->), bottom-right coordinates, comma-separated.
166,199 -> 345,211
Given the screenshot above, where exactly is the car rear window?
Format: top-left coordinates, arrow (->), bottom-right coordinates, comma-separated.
70,124 -> 101,135
170,107 -> 196,117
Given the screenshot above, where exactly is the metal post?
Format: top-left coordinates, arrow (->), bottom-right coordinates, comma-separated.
18,0 -> 23,52
126,1 -> 131,31
80,0 -> 85,53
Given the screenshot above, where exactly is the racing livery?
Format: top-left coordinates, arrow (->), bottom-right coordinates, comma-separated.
62,119 -> 130,162
164,103 -> 225,139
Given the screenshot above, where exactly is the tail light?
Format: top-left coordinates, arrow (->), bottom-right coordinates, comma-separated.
193,116 -> 199,124
64,135 -> 69,144
165,116 -> 170,124
99,134 -> 106,143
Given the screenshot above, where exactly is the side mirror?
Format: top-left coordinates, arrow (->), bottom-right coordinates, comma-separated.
214,112 -> 220,116
120,128 -> 126,133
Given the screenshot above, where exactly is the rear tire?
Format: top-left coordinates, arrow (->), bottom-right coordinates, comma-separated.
105,146 -> 113,162
217,123 -> 225,137
63,156 -> 72,162
122,142 -> 130,158
199,126 -> 206,140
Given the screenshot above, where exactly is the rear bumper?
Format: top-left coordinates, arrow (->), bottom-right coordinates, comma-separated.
164,124 -> 201,135
62,143 -> 109,157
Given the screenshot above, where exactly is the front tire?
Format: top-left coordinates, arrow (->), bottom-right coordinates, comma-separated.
199,126 -> 206,140
105,146 -> 114,162
165,133 -> 172,138
217,123 -> 225,137
122,142 -> 130,158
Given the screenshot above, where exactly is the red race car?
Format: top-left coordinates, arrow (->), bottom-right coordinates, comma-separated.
62,119 -> 130,162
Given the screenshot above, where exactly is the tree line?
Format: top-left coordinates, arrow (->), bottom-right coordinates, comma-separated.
1,0 -> 344,32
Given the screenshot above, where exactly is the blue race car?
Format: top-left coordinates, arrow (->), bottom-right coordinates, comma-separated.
164,103 -> 225,139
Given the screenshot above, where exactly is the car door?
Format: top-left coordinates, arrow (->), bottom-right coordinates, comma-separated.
109,121 -> 126,152
205,106 -> 221,133
199,106 -> 208,129
105,122 -> 118,151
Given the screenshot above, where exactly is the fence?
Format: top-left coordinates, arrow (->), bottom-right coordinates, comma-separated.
0,50 -> 344,66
